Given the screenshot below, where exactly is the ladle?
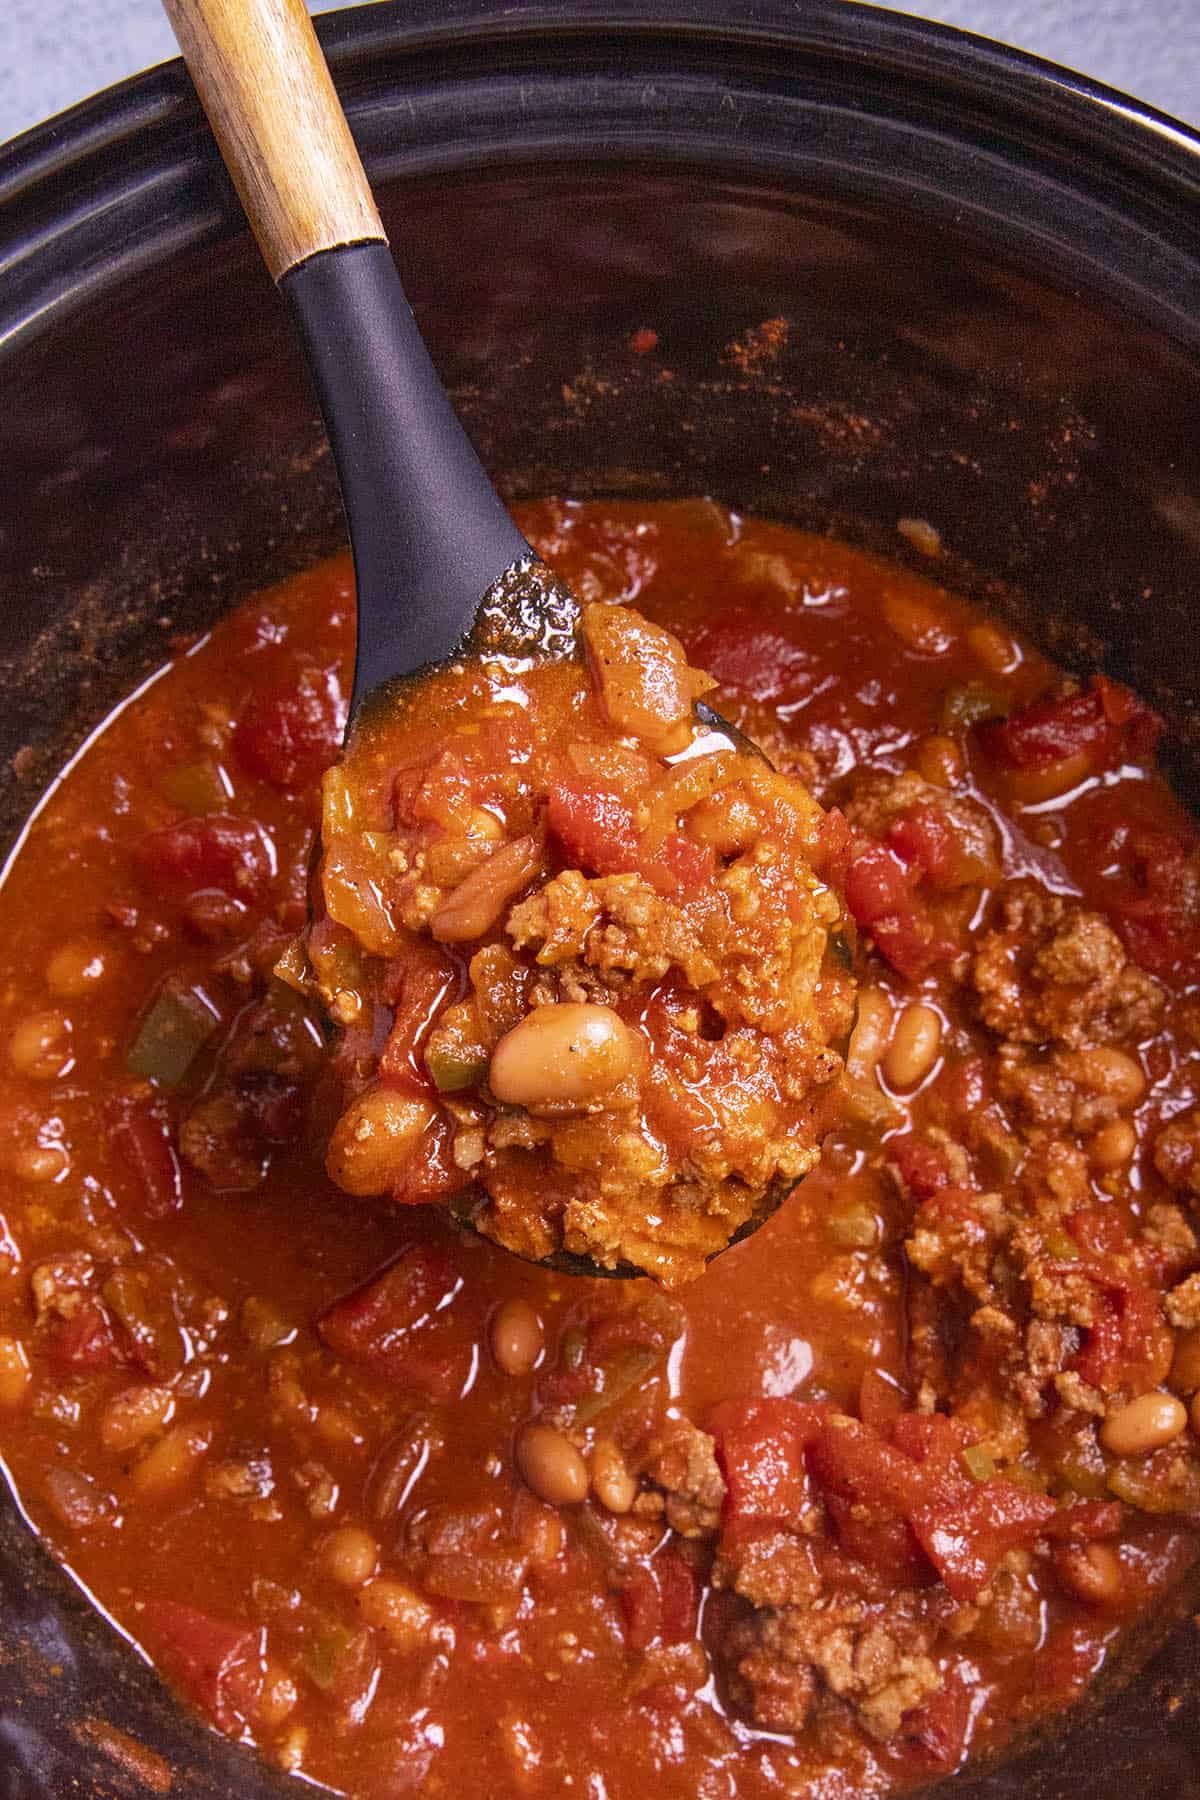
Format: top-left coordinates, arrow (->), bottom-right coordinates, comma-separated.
161,0 -> 586,716
162,0 -> 787,1276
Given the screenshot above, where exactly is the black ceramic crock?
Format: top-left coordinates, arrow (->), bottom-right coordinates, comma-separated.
0,3 -> 1199,1795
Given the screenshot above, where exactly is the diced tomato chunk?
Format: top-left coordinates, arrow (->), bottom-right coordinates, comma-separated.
887,1410 -> 953,1466
910,1478 -> 1055,1602
379,946 -> 464,1085
686,612 -> 812,707
895,1673 -> 973,1774
808,1412 -> 1056,1602
942,1055 -> 989,1115
134,815 -> 276,905
708,1398 -> 830,1528
889,1412 -> 968,1468
617,1550 -> 699,1650
1045,1499 -> 1122,1541
318,1242 -> 474,1400
808,1417 -> 927,1520
1112,892 -> 1200,981
888,1137 -> 952,1201
657,1551 -> 700,1641
843,840 -> 911,925
109,1103 -> 183,1219
978,687 -> 1108,771
617,1566 -> 662,1651
876,915 -> 956,980
858,1367 -> 909,1429
808,1422 -> 934,1587
389,1110 -> 472,1205
547,780 -> 640,873
812,806 -> 853,886
1038,1619 -> 1107,1700
45,1297 -> 122,1373
653,831 -> 717,895
1071,1282 -> 1173,1397
232,671 -> 343,791
1097,825 -> 1200,981
842,839 -> 955,978
1067,1204 -> 1130,1260
823,1493 -> 930,1587
547,778 -> 715,898
888,1413 -> 1056,1598
1093,673 -> 1163,753
887,807 -> 960,888
143,1601 -> 265,1733
977,676 -> 1161,775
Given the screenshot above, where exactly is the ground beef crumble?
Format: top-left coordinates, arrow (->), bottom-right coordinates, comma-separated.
971,881 -> 1163,1050
1155,1107 -> 1200,1199
997,1044 -> 1137,1136
640,1419 -> 725,1538
724,1593 -> 942,1739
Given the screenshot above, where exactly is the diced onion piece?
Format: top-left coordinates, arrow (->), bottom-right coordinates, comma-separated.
0,1336 -> 30,1408
273,937 -> 313,997
582,602 -> 711,756
321,766 -> 357,838
322,836 -> 401,956
429,835 -> 541,944
640,751 -> 736,844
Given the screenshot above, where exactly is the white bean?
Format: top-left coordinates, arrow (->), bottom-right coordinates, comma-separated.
883,1004 -> 942,1089
325,1085 -> 436,1196
489,1005 -> 637,1110
1101,1391 -> 1186,1456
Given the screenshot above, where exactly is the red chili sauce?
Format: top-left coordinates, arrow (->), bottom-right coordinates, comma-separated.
0,498 -> 1196,1799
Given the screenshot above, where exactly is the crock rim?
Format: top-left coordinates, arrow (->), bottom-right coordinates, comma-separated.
2,0 -> 1198,210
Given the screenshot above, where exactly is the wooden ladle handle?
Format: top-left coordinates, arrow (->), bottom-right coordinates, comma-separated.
162,0 -> 385,280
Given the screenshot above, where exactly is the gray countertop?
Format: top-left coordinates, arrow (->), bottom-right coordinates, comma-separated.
0,0 -> 1197,148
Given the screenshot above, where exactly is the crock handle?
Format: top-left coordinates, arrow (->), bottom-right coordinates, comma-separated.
162,0 -> 385,281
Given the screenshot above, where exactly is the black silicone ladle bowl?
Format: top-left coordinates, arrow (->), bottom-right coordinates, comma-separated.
161,0 -> 785,1278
